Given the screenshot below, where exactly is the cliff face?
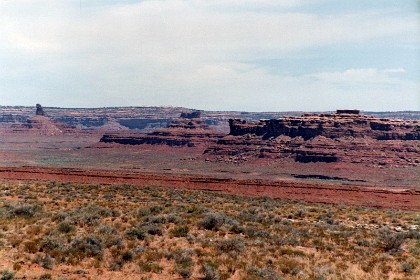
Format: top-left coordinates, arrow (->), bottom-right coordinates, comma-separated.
206,111 -> 420,166
228,111 -> 420,141
2,106 -> 419,131
100,112 -> 224,147
10,105 -> 76,135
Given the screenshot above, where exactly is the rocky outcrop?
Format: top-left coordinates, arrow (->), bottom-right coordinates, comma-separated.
36,104 -> 45,116
228,110 -> 419,141
336,109 -> 360,115
100,113 -> 224,147
1,106 -> 419,131
11,105 -> 74,135
295,151 -> 338,163
180,111 -> 201,119
206,110 -> 420,166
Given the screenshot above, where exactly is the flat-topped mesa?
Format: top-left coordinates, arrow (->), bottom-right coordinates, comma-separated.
100,112 -> 224,147
209,111 -> 420,165
180,111 -> 201,119
336,109 -> 360,115
228,111 -> 419,141
168,112 -> 209,130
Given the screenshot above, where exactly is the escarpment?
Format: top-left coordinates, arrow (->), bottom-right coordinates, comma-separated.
205,110 -> 420,166
98,109 -> 419,167
100,111 -> 224,147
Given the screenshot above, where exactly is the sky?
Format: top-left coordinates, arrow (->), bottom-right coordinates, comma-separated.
0,0 -> 419,111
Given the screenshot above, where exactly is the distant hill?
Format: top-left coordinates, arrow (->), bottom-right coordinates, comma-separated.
1,105 -> 419,131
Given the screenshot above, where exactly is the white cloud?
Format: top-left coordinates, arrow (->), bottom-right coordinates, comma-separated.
383,68 -> 406,73
156,64 -> 419,111
311,68 -> 408,84
0,0 -> 418,111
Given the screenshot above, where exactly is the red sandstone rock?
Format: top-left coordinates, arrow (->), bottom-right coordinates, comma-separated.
100,113 -> 224,147
206,111 -> 420,166
11,105 -> 76,135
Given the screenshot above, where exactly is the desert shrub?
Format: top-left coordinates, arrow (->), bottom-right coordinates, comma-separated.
109,250 -> 133,271
406,229 -> 420,240
294,208 -> 306,218
243,227 -> 269,238
40,235 -> 66,253
5,203 -> 42,218
166,214 -> 181,224
175,265 -> 192,279
270,234 -> 300,246
40,255 -> 54,269
224,217 -> 240,226
104,236 -> 124,248
57,222 -> 75,234
356,239 -> 371,247
278,248 -> 305,257
230,224 -> 245,234
217,237 -> 245,253
317,212 -> 337,225
170,250 -> 194,279
279,258 -> 301,275
121,250 -> 134,262
96,224 -> 117,235
24,240 -> 40,253
143,224 -> 163,236
198,212 -> 225,230
144,215 -> 168,224
109,259 -> 124,271
401,261 -> 415,274
201,263 -> 220,280
125,227 -> 146,240
138,261 -> 163,273
238,208 -> 268,223
170,226 -> 189,237
53,211 -> 71,222
68,204 -> 120,227
187,205 -> 205,215
137,205 -> 163,218
247,267 -> 283,280
11,264 -> 20,272
68,236 -> 104,259
166,249 -> 194,265
32,254 -> 54,269
378,228 -> 405,252
38,273 -> 52,280
0,270 -> 15,280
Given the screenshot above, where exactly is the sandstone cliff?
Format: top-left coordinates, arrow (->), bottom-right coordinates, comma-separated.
100,112 -> 224,147
205,110 -> 420,166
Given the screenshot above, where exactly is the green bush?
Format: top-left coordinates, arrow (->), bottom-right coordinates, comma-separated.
201,263 -> 220,280
0,270 -> 15,280
170,226 -> 189,237
217,237 -> 244,253
198,213 -> 225,230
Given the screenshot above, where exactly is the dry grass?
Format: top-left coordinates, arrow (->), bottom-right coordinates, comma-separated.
0,181 -> 419,279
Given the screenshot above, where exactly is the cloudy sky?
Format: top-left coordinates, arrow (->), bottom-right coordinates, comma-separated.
0,0 -> 419,111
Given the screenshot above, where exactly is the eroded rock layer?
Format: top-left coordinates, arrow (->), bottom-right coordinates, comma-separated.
100,112 -> 224,147
10,105 -> 76,135
205,111 -> 420,166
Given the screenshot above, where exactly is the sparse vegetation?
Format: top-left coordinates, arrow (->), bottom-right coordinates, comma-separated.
0,181 -> 419,279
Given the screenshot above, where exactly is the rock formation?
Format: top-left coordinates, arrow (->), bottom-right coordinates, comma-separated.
1,105 -> 419,130
11,105 -> 73,135
36,104 -> 45,116
100,112 -> 224,147
227,110 -> 419,140
205,110 -> 420,166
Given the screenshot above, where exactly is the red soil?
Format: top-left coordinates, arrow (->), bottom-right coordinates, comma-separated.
1,166 -> 419,211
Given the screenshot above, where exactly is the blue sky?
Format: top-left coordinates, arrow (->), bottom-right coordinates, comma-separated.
0,0 -> 418,111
